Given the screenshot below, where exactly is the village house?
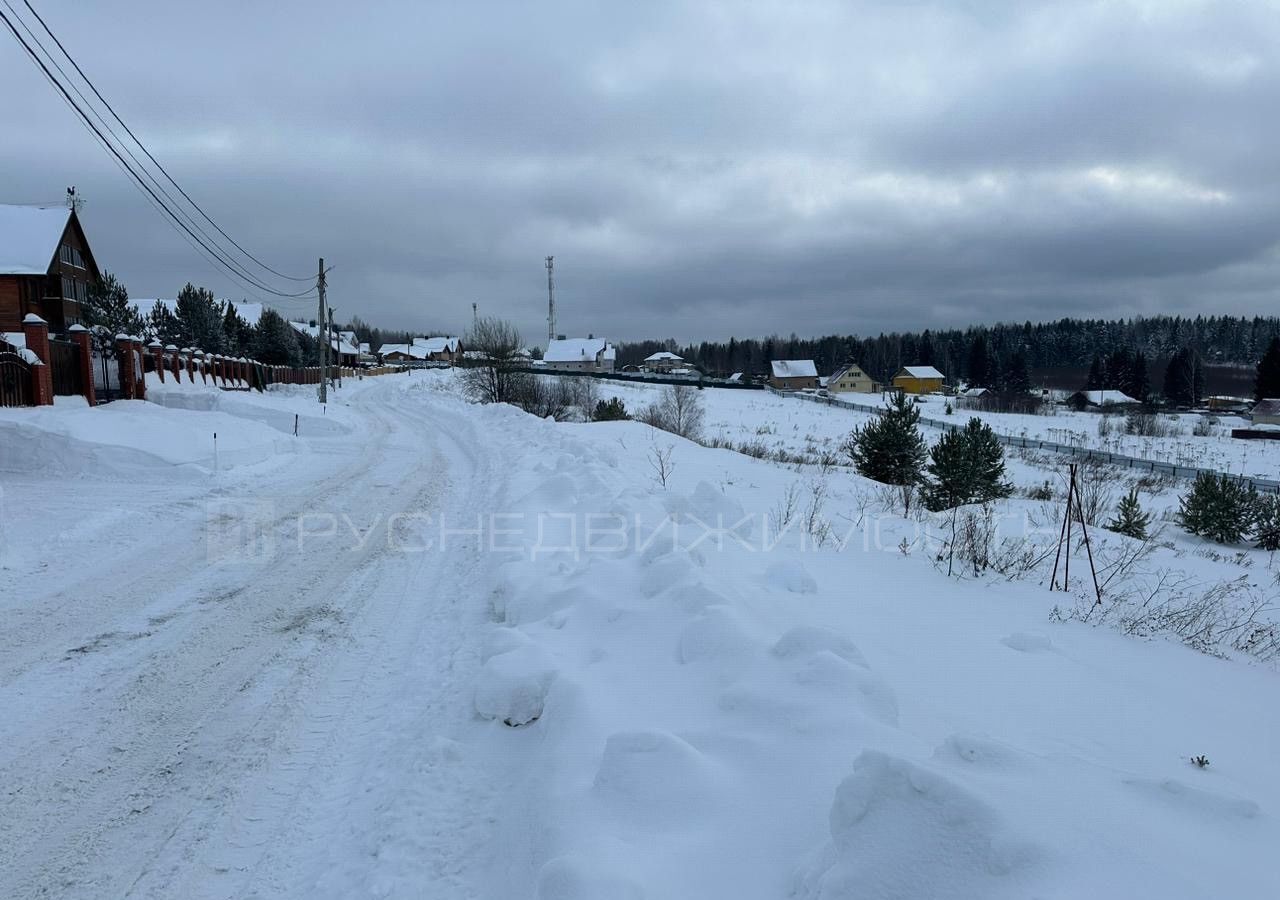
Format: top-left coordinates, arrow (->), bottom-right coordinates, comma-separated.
769,359 -> 819,390
1066,389 -> 1140,409
642,351 -> 684,373
891,365 -> 945,394
544,337 -> 616,372
377,342 -> 428,363
413,336 -> 463,365
1,203 -> 100,334
1252,399 -> 1280,427
827,361 -> 876,394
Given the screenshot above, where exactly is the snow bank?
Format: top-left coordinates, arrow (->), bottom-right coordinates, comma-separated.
795,751 -> 1037,900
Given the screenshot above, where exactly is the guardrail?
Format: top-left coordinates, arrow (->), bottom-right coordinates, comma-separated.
768,386 -> 1280,495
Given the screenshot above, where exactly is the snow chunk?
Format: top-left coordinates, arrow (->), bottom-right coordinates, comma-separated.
677,606 -> 756,665
474,644 -> 559,726
765,559 -> 817,594
592,731 -> 721,822
663,480 -> 753,541
537,855 -> 644,900
795,751 -> 1036,899
772,626 -> 868,668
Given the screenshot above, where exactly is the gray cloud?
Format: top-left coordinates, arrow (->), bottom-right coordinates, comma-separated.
2,0 -> 1277,343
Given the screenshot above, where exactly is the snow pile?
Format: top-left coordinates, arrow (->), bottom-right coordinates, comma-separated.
433,371 -> 1280,900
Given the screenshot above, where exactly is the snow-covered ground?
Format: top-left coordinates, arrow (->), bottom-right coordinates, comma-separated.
1,370 -> 1277,899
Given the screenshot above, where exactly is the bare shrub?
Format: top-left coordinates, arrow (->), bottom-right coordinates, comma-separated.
642,385 -> 706,440
648,442 -> 676,489
459,317 -> 526,404
1055,574 -> 1280,663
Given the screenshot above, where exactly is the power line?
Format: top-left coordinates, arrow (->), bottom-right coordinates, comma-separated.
0,4 -> 316,299
19,0 -> 313,283
0,1 -> 308,297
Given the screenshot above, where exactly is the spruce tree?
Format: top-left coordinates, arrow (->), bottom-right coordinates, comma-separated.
1253,495 -> 1280,551
251,308 -> 302,366
967,335 -> 991,388
844,392 -> 927,510
148,304 -> 183,347
1107,487 -> 1151,539
1163,348 -> 1195,407
174,283 -> 226,352
922,417 -> 1013,511
1255,336 -> 1280,401
1085,355 -> 1104,390
83,271 -> 145,338
1178,473 -> 1259,544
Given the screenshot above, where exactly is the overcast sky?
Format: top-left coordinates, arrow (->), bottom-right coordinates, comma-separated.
2,0 -> 1278,343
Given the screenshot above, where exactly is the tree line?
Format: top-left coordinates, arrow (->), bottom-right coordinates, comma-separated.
615,314 -> 1280,386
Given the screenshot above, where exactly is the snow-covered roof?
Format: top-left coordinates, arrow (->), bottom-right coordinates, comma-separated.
0,204 -> 69,274
727,372 -> 743,382
1076,390 -> 1138,405
644,351 -> 683,362
897,365 -> 945,380
414,336 -> 460,354
288,320 -> 358,356
545,337 -> 614,363
378,343 -> 429,359
1252,399 -> 1280,417
770,359 -> 818,379
962,387 -> 990,397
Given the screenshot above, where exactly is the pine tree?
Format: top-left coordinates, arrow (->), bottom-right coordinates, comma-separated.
1256,336 -> 1280,401
1130,353 -> 1150,402
1254,495 -> 1280,552
148,304 -> 183,347
922,417 -> 1013,511
82,271 -> 145,338
1163,348 -> 1195,407
967,335 -> 991,388
174,283 -> 226,352
1006,350 -> 1032,395
1085,355 -> 1104,390
844,392 -> 927,511
1107,487 -> 1151,539
222,303 -> 252,356
1178,473 -> 1259,544
251,308 -> 302,366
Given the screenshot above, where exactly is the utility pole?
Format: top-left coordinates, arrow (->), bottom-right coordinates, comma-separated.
473,301 -> 478,330
330,306 -> 341,389
545,255 -> 556,343
317,257 -> 327,404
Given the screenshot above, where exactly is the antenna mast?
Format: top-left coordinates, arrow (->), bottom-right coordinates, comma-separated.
545,255 -> 556,343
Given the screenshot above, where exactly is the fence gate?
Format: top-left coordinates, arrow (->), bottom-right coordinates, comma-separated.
0,351 -> 34,407
48,338 -> 83,397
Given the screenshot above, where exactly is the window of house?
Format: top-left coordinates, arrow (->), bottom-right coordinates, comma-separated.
62,275 -> 75,299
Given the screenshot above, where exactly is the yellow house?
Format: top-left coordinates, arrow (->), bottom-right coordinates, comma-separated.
827,362 -> 876,393
891,365 -> 945,394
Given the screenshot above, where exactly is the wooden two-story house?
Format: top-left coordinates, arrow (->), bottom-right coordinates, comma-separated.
0,204 -> 101,334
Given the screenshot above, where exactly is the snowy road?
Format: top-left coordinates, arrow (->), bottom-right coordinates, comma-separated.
0,379 -> 507,899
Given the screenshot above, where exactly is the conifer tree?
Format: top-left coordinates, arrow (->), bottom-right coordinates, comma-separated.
83,271 -> 145,339
1254,495 -> 1280,552
844,392 -> 927,512
1256,336 -> 1280,401
922,417 -> 1012,511
1178,473 -> 1259,544
1107,487 -> 1151,539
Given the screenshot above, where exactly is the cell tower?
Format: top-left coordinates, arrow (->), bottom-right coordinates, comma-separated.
545,255 -> 556,343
